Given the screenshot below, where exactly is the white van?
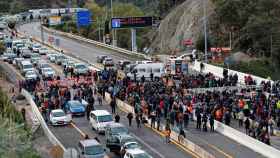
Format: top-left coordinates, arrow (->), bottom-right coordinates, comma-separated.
127,63 -> 165,80
12,40 -> 24,50
20,60 -> 34,75
90,110 -> 114,134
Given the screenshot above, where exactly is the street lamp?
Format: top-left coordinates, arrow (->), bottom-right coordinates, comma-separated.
203,0 -> 208,63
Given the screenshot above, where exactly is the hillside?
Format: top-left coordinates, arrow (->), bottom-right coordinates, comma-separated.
149,0 -> 215,54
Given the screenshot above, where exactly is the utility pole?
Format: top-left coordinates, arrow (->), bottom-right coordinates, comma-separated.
40,20 -> 44,43
111,0 -> 116,46
229,31 -> 232,49
270,35 -> 273,59
203,0 -> 208,63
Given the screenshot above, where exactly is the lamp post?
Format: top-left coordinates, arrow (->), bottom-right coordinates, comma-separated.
203,0 -> 208,63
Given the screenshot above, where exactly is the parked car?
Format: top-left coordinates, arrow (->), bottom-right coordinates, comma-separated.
1,53 -> 16,62
49,109 -> 72,126
55,54 -> 66,65
97,55 -> 108,63
20,60 -> 34,75
14,58 -> 25,68
124,149 -> 153,158
73,63 -> 89,75
103,57 -> 114,66
106,133 -> 136,152
61,58 -> 71,67
41,67 -> 55,79
25,70 -> 38,80
120,141 -> 141,157
118,60 -> 131,70
77,139 -> 108,158
6,53 -> 17,64
21,48 -> 32,58
65,60 -> 75,69
37,62 -> 51,74
47,53 -> 57,63
90,110 -> 113,134
32,43 -> 41,53
38,47 -> 49,55
30,53 -> 41,65
65,100 -> 86,116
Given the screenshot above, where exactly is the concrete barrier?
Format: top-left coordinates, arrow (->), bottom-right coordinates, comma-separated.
192,61 -> 274,86
21,89 -> 66,152
213,120 -> 280,158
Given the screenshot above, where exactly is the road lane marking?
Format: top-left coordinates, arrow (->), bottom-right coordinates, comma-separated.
144,124 -> 200,158
129,133 -> 166,158
70,122 -> 88,139
183,130 -> 233,158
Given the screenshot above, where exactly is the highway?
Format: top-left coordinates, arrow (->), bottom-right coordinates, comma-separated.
18,23 -> 267,158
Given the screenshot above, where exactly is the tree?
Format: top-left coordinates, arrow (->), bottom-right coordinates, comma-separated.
0,42 -> 5,55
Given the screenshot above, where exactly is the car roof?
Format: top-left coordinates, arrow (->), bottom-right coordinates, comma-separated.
126,148 -> 146,155
79,139 -> 100,147
90,110 -> 110,116
107,122 -> 125,128
51,109 -> 65,113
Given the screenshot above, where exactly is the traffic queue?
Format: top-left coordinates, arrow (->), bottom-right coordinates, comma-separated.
1,34 -> 154,158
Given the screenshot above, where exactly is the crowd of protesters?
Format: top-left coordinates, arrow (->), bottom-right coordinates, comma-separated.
17,59 -> 280,146
96,67 -> 280,145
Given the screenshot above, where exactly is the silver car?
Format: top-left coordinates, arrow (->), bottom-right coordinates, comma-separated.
77,139 -> 107,158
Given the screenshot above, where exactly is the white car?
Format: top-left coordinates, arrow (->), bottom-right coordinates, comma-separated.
41,67 -> 55,79
47,53 -> 57,62
90,110 -> 114,133
38,47 -> 49,55
49,109 -> 72,126
32,43 -> 41,53
103,57 -> 114,66
73,63 -> 89,75
25,70 -> 38,80
124,149 -> 153,158
120,142 -> 141,156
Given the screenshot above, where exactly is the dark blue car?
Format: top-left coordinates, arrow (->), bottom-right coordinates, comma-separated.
65,100 -> 85,116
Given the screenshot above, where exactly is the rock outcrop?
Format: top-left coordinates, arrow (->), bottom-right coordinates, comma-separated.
149,0 -> 215,54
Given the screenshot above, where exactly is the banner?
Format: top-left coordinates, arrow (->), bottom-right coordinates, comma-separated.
49,16 -> 62,26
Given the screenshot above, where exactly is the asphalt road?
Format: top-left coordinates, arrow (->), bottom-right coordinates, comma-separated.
18,23 -> 142,63
18,23 -> 268,158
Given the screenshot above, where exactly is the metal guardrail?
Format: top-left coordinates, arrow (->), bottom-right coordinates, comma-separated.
42,26 -> 151,60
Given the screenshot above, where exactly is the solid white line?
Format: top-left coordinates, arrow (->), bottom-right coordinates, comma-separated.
130,133 -> 166,158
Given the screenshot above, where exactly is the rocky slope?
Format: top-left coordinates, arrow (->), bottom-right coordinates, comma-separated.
149,0 -> 215,54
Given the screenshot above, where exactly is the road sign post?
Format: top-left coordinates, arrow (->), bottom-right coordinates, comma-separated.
131,28 -> 137,52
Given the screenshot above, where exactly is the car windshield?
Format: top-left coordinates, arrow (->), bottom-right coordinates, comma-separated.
26,71 -> 35,76
134,153 -> 152,158
85,145 -> 104,155
41,64 -> 50,68
41,48 -> 48,50
23,64 -> 32,69
34,45 -> 41,48
53,111 -> 65,117
31,54 -> 40,58
43,68 -> 53,72
121,137 -> 136,144
111,126 -> 128,134
76,64 -> 86,69
70,101 -> 82,107
126,142 -> 139,149
97,115 -> 113,122
105,58 -> 113,61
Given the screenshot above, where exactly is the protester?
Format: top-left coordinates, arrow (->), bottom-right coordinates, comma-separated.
127,112 -> 133,126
